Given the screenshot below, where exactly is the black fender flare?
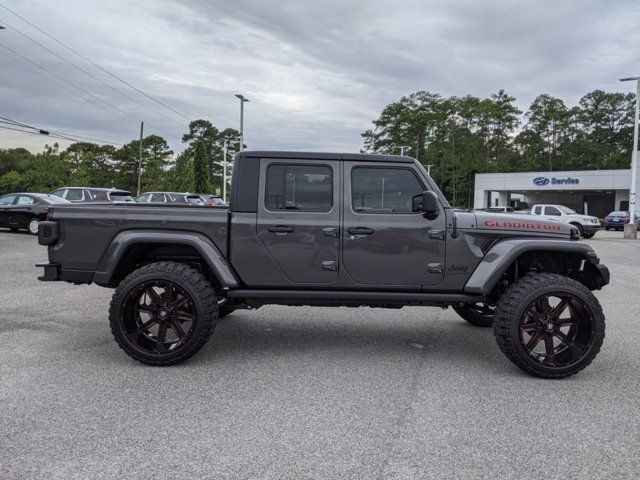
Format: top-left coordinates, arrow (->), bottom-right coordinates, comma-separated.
93,230 -> 240,288
463,238 -> 605,294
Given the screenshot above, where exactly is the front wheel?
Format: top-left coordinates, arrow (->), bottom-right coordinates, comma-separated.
109,262 -> 219,365
582,231 -> 596,239
493,273 -> 605,378
453,302 -> 495,327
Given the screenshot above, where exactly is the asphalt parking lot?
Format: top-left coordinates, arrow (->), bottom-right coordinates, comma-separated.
0,230 -> 639,479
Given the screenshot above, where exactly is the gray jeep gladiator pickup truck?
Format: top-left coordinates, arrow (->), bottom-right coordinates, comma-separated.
37,151 -> 610,378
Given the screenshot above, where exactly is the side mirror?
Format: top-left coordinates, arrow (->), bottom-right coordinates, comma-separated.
413,190 -> 439,219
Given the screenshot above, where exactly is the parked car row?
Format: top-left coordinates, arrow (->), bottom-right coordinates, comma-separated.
0,193 -> 71,234
0,187 -> 228,234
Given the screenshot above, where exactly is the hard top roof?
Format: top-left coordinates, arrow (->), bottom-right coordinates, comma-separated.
56,187 -> 130,192
238,150 -> 415,163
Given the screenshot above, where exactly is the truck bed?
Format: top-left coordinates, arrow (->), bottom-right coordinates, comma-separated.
46,204 -> 230,273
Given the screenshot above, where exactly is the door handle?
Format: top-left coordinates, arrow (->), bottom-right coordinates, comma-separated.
348,227 -> 374,235
429,229 -> 446,240
322,227 -> 338,238
268,225 -> 294,234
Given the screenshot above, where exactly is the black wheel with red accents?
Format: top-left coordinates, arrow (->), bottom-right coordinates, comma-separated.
493,273 -> 605,378
109,262 -> 218,365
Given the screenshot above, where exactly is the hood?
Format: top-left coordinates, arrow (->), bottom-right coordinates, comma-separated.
470,211 -> 575,237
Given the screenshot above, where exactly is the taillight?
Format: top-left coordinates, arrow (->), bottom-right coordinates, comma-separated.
605,216 -> 611,221
42,206 -> 49,212
622,217 -> 629,222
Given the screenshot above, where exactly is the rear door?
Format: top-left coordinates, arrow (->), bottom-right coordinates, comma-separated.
342,162 -> 446,287
256,158 -> 340,284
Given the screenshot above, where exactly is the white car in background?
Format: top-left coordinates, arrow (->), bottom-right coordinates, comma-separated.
530,204 -> 601,238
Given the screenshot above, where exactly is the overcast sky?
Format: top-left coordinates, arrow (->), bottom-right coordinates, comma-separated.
0,0 -> 638,154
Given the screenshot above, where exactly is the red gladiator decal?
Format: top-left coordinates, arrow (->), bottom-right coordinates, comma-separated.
483,220 -> 561,231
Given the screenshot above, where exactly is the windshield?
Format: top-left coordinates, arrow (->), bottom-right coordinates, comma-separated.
39,194 -> 71,204
558,206 -> 576,214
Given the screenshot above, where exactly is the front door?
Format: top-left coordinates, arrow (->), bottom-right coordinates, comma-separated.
10,195 -> 37,228
256,159 -> 340,284
342,162 -> 446,287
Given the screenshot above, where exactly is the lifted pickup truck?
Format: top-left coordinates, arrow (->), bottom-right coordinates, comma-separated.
37,151 -> 610,378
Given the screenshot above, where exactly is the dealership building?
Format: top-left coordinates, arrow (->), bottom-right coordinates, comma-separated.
474,168 -> 636,218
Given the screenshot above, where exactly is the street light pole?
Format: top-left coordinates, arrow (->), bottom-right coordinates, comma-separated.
425,164 -> 434,176
398,145 -> 411,156
620,76 -> 640,239
223,139 -> 228,202
136,121 -> 144,197
235,94 -> 249,151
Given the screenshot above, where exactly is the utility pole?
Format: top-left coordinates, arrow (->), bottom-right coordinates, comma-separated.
425,164 -> 434,176
136,121 -> 144,197
235,94 -> 249,151
620,76 -> 640,239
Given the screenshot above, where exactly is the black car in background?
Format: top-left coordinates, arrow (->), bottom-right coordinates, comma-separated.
135,192 -> 204,205
0,193 -> 71,234
50,187 -> 134,203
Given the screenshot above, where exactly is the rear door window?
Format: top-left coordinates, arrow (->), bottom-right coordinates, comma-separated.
151,193 -> 166,202
265,164 -> 332,212
16,196 -> 36,205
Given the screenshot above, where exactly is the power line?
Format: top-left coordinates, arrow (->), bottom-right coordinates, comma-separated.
0,14 -> 189,129
1,115 -> 122,145
0,3 -> 193,123
0,42 -> 138,127
0,42 -> 181,141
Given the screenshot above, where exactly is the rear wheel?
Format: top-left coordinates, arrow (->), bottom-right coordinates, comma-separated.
28,217 -> 40,235
493,273 -> 605,378
605,227 -> 610,231
453,302 -> 495,327
109,262 -> 218,365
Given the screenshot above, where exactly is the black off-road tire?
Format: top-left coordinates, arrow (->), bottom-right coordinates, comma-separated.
453,303 -> 495,327
493,273 -> 605,379
109,261 -> 218,366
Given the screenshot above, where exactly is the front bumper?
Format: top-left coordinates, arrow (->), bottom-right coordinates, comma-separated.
582,224 -> 601,234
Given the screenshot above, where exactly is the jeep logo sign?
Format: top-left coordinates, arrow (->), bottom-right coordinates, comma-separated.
533,177 -> 549,186
533,176 -> 579,186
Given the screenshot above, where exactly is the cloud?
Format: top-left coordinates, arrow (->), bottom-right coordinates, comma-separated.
0,0 -> 638,154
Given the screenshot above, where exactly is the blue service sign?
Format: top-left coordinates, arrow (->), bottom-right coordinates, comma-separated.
533,176 -> 579,186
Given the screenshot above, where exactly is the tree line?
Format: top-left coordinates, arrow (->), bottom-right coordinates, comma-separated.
1,89 -> 636,206
0,119 -> 240,196
362,89 -> 636,207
